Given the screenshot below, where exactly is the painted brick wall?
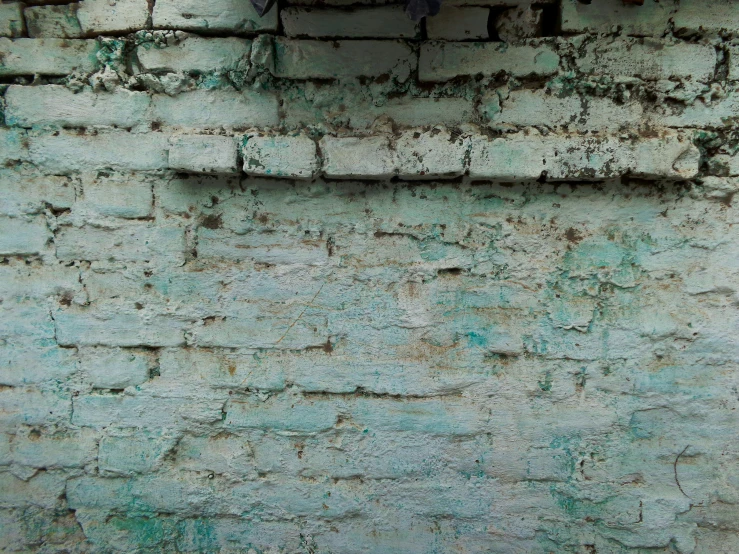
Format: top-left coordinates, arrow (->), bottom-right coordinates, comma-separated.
1,0 -> 739,552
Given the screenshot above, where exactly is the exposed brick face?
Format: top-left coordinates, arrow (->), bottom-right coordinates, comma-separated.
1,0 -> 738,552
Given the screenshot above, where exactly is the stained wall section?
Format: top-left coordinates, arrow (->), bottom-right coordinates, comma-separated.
1,0 -> 739,552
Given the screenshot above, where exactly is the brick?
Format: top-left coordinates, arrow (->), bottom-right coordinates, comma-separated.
0,216 -> 50,256
659,95 -> 739,128
0,262 -> 81,302
0,388 -> 71,432
560,0 -> 677,37
729,44 -> 739,81
242,133 -> 318,180
135,36 -> 252,74
55,224 -> 185,264
349,397 -> 486,435
225,395 -> 339,433
0,3 -> 25,37
152,0 -> 278,33
468,133 -> 699,181
0,471 -> 67,509
0,129 -> 29,166
395,128 -> 469,179
274,38 -> 415,80
0,172 -> 75,217
72,393 -> 224,428
99,433 -> 176,475
76,0 -> 149,34
0,342 -> 78,386
483,89 -> 644,131
78,347 -> 154,389
151,90 -> 279,129
30,132 -> 169,173
5,86 -> 150,129
175,434 -> 255,476
495,6 -> 543,42
320,135 -> 396,179
283,94 -> 475,130
281,6 -> 419,39
169,135 -> 239,174
11,429 -> 98,468
75,172 -> 153,219
0,38 -> 99,76
419,41 -> 560,81
426,7 -> 489,40
196,228 -> 329,264
426,5 -> 490,40
188,312 -> 328,350
55,309 -> 188,347
576,38 -> 716,81
158,348 -> 287,392
24,4 -> 84,38
673,0 -> 739,34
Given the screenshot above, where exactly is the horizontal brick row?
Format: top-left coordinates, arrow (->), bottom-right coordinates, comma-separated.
0,36 -> 720,83
3,124 -> 702,181
9,0 -> 739,40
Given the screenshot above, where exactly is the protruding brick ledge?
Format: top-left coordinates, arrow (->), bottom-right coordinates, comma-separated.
18,128 -> 701,182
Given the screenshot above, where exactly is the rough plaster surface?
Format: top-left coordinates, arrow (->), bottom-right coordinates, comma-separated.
1,0 -> 739,552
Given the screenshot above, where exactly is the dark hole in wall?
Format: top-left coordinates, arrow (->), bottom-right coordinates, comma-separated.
538,3 -> 559,36
486,8 -> 508,42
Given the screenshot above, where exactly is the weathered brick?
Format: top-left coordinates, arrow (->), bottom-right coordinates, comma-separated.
0,216 -> 51,256
56,309 -> 188,347
0,38 -> 99,76
11,429 -> 98,469
30,132 -> 169,173
196,229 -> 329,265
74,172 -> 153,219
658,95 -> 739,128
151,90 -> 279,129
242,133 -> 319,180
99,433 -> 176,475
0,471 -> 67,509
0,172 -> 75,217
274,38 -> 415,80
350,397 -> 486,435
426,7 -> 489,40
0,3 -> 25,37
495,6 -> 543,42
395,128 -> 469,179
72,393 -> 224,428
673,0 -> 739,34
55,224 -> 185,264
281,6 -> 419,39
320,135 -> 396,179
0,129 -> 29,166
159,348 -> 287,392
175,434 -> 255,476
483,89 -> 644,131
729,44 -> 739,81
576,38 -> 716,81
561,0 -> 677,37
78,347 -> 154,389
152,0 -> 278,33
225,395 -> 339,433
77,0 -> 148,34
135,36 -> 252,74
0,388 -> 71,432
169,135 -> 239,174
5,86 -> 150,129
24,4 -> 84,38
468,133 -> 699,181
419,41 -> 560,81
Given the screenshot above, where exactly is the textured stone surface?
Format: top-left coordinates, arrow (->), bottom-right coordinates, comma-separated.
2,2 -> 739,552
0,3 -> 25,38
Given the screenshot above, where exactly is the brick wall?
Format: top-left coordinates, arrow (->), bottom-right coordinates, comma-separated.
1,0 -> 739,551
